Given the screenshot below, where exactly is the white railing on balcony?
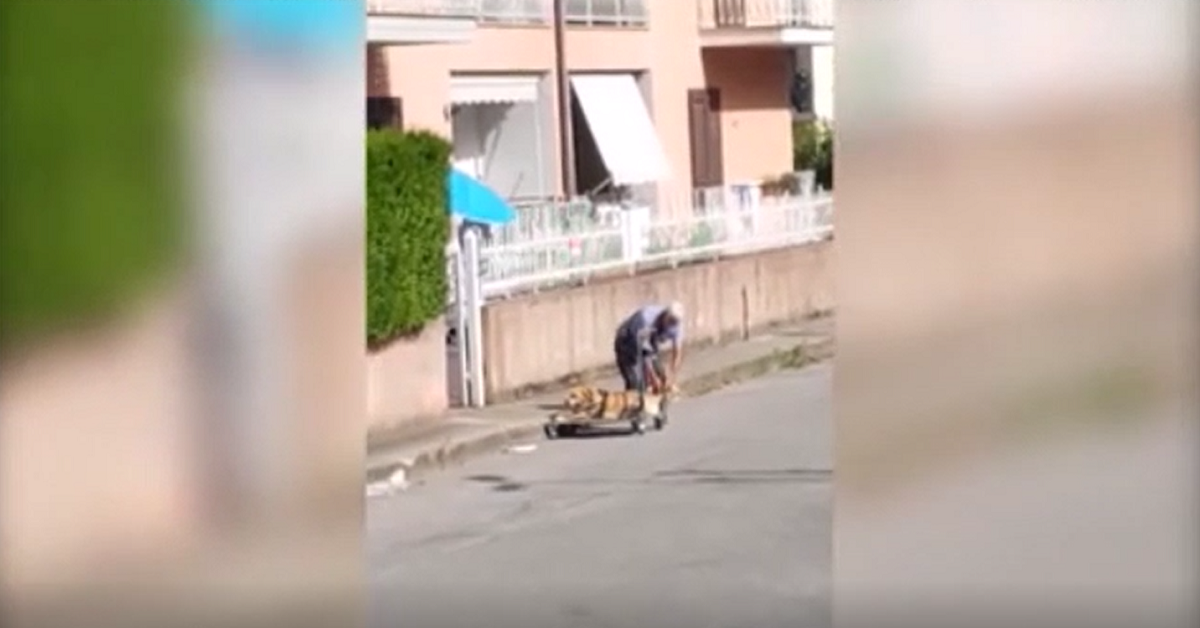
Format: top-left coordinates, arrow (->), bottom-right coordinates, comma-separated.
564,0 -> 648,26
468,187 -> 833,298
698,0 -> 834,30
369,0 -> 648,26
368,0 -> 550,24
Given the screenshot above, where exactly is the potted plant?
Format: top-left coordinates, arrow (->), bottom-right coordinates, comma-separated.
792,118 -> 833,193
759,174 -> 786,198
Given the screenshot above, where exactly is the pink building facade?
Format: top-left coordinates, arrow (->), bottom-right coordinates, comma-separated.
366,0 -> 834,205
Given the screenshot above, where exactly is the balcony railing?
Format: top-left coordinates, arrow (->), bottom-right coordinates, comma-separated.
564,0 -> 647,27
461,185 -> 834,298
368,0 -> 548,23
368,0 -> 647,27
698,0 -> 834,30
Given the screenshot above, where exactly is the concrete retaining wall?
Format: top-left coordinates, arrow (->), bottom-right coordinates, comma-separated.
367,318 -> 448,434
481,241 -> 836,397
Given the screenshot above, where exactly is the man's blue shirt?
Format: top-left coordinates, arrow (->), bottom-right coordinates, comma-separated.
617,305 -> 682,353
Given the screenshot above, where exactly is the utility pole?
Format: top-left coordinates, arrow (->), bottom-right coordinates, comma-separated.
552,0 -> 576,197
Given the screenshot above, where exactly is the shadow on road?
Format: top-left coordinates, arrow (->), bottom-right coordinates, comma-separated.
459,468 -> 832,492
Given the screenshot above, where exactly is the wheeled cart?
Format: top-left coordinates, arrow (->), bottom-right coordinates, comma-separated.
543,395 -> 669,438
543,351 -> 671,438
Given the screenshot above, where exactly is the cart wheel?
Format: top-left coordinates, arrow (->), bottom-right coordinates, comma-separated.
653,415 -> 666,430
631,420 -> 647,435
543,423 -> 558,439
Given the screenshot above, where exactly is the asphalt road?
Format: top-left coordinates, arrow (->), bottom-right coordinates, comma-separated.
366,364 -> 833,628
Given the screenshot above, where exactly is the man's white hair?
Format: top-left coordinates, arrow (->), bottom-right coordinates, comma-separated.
665,301 -> 685,319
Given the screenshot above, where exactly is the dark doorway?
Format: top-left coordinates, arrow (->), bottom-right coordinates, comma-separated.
570,90 -> 607,197
687,88 -> 724,188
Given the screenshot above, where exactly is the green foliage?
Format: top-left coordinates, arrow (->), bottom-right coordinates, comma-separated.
0,1 -> 187,350
366,128 -> 452,348
792,119 -> 834,190
688,222 -> 716,248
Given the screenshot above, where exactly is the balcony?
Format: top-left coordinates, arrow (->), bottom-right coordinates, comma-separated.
697,0 -> 833,47
368,0 -> 647,27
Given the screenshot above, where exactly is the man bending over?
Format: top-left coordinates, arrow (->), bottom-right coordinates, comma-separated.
612,301 -> 685,392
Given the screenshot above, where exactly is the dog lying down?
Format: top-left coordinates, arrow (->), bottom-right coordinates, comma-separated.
561,385 -> 674,422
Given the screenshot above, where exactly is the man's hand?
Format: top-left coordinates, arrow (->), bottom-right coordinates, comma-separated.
645,368 -> 664,393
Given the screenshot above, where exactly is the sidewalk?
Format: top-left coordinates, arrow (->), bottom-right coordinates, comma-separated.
365,315 -> 835,487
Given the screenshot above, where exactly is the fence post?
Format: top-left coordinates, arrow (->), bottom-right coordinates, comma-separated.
619,205 -> 648,263
805,195 -> 817,240
462,229 -> 487,408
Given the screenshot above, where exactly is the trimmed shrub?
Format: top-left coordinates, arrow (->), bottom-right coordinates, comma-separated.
367,128 -> 452,348
0,1 -> 186,351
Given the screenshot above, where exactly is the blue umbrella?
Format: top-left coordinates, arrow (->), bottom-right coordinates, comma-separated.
447,169 -> 516,226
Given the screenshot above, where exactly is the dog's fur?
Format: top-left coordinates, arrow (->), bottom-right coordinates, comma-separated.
562,385 -> 668,421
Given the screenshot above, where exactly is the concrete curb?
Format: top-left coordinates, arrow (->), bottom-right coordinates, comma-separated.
365,336 -> 835,488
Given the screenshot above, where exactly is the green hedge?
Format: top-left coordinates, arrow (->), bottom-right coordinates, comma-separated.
367,129 -> 452,348
0,1 -> 185,350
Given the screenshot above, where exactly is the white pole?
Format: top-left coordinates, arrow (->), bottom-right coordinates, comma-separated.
450,221 -> 470,406
462,229 -> 487,407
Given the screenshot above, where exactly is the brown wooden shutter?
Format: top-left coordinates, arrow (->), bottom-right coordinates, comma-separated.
688,88 -> 724,187
703,89 -> 724,185
367,97 -> 403,130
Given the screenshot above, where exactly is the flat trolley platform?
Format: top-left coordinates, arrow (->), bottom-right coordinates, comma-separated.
543,393 -> 671,438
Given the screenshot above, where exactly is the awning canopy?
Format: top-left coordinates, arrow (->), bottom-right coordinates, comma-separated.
569,73 -> 670,186
451,75 -> 540,106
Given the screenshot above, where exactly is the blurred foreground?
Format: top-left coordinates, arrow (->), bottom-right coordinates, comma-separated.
0,0 -> 1195,627
2,2 -> 365,627
836,1 -> 1197,626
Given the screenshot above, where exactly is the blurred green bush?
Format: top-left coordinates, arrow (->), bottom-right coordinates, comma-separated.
366,128 -> 452,349
0,1 -> 187,351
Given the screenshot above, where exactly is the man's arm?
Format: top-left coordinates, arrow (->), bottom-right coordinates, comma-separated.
630,324 -> 666,391
665,327 -> 683,388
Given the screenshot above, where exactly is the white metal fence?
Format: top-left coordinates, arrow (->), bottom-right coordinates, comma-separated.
470,188 -> 833,298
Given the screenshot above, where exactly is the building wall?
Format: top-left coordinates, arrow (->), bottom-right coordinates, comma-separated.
376,3 -> 707,203
640,4 -> 707,201
701,46 -> 794,183
367,318 -> 448,434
